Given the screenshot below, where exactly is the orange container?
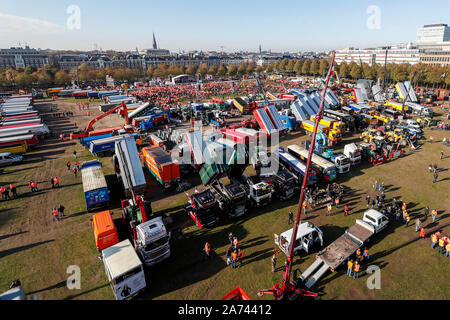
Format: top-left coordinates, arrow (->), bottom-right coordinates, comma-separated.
92,211 -> 118,251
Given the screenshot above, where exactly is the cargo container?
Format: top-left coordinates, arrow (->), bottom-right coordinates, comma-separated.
81,134 -> 112,147
91,210 -> 118,251
0,142 -> 27,154
81,160 -> 110,211
0,134 -> 38,148
0,124 -> 50,137
142,146 -> 180,188
89,133 -> 138,156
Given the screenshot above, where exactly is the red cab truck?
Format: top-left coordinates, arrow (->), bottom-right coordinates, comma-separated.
141,146 -> 180,188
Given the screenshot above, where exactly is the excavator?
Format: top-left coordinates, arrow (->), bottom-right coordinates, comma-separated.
70,101 -> 132,139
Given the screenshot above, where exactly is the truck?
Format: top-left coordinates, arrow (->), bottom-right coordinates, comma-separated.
299,209 -> 389,288
275,222 -> 324,256
141,146 -> 180,188
89,133 -> 138,157
91,210 -> 119,251
275,147 -> 318,187
343,143 -> 361,165
309,115 -> 345,137
233,97 -> 251,114
102,239 -> 146,300
260,169 -> 297,201
300,120 -> 341,145
323,109 -> 355,132
184,189 -> 221,228
139,111 -> 170,131
241,175 -> 274,207
135,216 -> 171,266
81,160 -> 110,211
209,182 -> 247,218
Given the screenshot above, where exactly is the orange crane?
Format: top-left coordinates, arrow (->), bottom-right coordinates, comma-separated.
70,102 -> 131,139
257,52 -> 336,300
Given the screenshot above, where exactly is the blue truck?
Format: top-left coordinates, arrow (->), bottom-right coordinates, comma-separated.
89,133 -> 139,156
139,111 -> 171,131
81,160 -> 110,211
81,134 -> 112,148
274,147 -> 318,187
279,114 -> 297,131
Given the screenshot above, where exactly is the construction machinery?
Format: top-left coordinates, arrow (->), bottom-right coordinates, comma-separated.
70,101 -> 132,140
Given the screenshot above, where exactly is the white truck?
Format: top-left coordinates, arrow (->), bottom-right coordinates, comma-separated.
299,209 -> 389,288
275,222 -> 324,256
344,143 -> 361,165
244,175 -> 274,207
0,152 -> 23,166
135,216 -> 171,267
102,239 -> 146,300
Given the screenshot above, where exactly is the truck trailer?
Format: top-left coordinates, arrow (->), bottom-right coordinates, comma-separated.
81,160 -> 110,211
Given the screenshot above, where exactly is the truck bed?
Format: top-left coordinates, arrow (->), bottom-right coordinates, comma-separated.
318,234 -> 360,270
347,220 -> 375,244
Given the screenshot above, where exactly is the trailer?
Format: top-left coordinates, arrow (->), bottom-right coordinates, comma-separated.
128,102 -> 152,119
113,136 -> 147,196
233,97 -> 250,114
81,134 -> 112,147
141,146 -> 180,188
209,182 -> 247,218
253,107 -> 277,136
0,134 -> 38,148
275,147 -> 318,187
81,160 -> 110,211
290,100 -> 310,122
265,104 -> 286,134
89,133 -> 138,157
299,209 -> 389,289
0,124 -> 50,137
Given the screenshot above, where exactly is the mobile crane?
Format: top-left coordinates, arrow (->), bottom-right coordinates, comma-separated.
257,52 -> 336,300
70,101 -> 132,139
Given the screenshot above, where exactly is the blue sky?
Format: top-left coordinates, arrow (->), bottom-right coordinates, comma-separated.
0,0 -> 449,52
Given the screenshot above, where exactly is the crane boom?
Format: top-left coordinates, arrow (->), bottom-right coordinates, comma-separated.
85,101 -> 129,133
258,52 -> 336,300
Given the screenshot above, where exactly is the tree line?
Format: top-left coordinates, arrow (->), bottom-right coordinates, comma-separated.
1,58 -> 449,90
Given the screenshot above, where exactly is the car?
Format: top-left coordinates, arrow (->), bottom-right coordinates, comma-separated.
0,152 -> 23,166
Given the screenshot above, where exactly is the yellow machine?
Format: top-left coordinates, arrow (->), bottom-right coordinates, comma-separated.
385,100 -> 408,112
302,119 -> 342,145
360,129 -> 380,143
385,128 -> 405,143
0,142 -> 28,154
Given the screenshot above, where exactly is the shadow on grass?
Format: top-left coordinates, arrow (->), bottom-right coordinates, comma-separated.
64,283 -> 110,300
27,280 -> 67,295
0,239 -> 55,259
0,230 -> 28,241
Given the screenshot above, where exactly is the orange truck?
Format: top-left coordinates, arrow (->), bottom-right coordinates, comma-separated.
141,146 -> 180,188
91,210 -> 119,251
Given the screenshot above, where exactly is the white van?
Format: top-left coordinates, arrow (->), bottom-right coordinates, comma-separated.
102,239 -> 146,300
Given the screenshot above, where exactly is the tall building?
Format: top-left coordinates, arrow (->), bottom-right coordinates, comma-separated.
152,32 -> 158,50
417,24 -> 450,44
0,46 -> 49,68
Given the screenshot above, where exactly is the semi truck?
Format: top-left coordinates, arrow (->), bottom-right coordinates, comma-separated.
323,109 -> 355,132
141,146 -> 180,188
299,209 -> 389,288
89,133 -> 139,157
241,175 -> 274,207
260,169 -> 297,201
81,160 -> 110,211
209,182 -> 247,218
184,189 -> 221,228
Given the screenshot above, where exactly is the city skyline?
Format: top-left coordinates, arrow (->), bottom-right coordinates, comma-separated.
0,0 -> 449,53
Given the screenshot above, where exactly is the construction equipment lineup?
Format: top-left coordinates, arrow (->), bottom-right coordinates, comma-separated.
1,54 -> 449,303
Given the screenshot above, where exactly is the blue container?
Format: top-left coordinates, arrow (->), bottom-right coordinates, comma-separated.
81,134 -> 112,147
85,187 -> 110,209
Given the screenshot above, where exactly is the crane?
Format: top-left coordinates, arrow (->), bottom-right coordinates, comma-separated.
257,52 -> 336,300
70,101 -> 130,139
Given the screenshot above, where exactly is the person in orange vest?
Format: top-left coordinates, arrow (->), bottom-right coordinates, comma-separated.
75,161 -> 80,170
402,202 -> 407,212
0,186 -> 6,200
231,250 -> 238,268
233,237 -> 239,249
9,184 -> 17,199
237,248 -> 243,267
446,242 -> 450,258
334,197 -> 340,209
405,214 -> 411,227
203,242 -> 211,259
363,248 -> 370,261
420,227 -> 426,239
347,259 -> 353,277
66,161 -> 71,172
54,177 -> 60,187
431,209 -> 438,223
438,237 -> 445,254
431,233 -> 438,249
52,207 -> 59,221
353,261 -> 361,279
303,201 -> 308,216
344,205 -> 350,216
402,210 -> 408,223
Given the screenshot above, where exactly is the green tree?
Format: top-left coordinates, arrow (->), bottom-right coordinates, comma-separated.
37,72 -> 53,86
146,65 -> 155,78
255,65 -> 264,73
185,64 -> 198,76
294,60 -> 303,75
349,62 -> 361,79
15,73 -> 33,88
207,65 -> 218,75
286,59 -> 296,72
246,62 -> 256,75
217,64 -> 227,76
55,70 -> 72,85
301,59 -> 311,75
266,63 -> 275,73
339,62 -> 350,79
310,59 -> 320,75
279,58 -> 289,71
319,59 -> 330,76
198,63 -> 209,77
237,63 -> 247,76
228,64 -> 238,76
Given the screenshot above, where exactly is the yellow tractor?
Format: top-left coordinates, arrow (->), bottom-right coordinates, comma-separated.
360,129 -> 381,143
385,128 -> 407,146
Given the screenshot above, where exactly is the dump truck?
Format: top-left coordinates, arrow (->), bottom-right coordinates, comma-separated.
242,175 -> 274,207
310,115 -> 346,136
275,222 -> 324,256
81,160 -> 110,211
299,209 -> 389,288
141,146 -> 180,188
209,182 -> 247,218
300,120 -> 342,145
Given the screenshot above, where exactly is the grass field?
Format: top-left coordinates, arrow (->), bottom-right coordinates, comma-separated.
0,100 -> 449,300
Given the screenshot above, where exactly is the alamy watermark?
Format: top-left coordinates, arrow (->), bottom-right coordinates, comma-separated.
66,5 -> 81,30
366,5 -> 381,30
67,265 -> 81,290
366,265 -> 381,289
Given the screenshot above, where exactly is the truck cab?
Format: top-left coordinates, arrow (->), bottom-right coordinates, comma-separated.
210,182 -> 247,218
245,176 -> 273,207
360,209 -> 389,234
264,169 -> 297,201
184,189 -> 220,228
275,222 -> 324,256
344,143 -> 361,165
135,216 -> 171,267
102,239 -> 146,300
333,153 -> 351,173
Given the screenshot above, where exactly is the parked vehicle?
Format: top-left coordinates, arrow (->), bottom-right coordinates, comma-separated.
343,143 -> 361,165
135,216 -> 171,266
299,209 -> 389,289
0,142 -> 27,155
91,210 -> 119,251
81,160 -> 110,211
184,189 -> 221,228
209,182 -> 247,218
0,152 -> 23,166
141,146 -> 180,188
102,239 -> 146,300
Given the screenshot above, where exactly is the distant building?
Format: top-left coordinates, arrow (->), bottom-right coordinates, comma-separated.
335,44 -> 421,65
419,50 -> 450,66
417,23 -> 450,44
0,46 -> 49,69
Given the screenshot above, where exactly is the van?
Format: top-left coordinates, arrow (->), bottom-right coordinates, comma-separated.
92,211 -> 118,251
0,152 -> 23,167
275,222 -> 324,256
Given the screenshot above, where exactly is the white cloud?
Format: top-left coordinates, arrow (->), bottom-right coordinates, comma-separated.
0,13 -> 66,35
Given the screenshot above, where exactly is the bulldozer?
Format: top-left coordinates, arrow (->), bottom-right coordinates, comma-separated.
360,128 -> 382,143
